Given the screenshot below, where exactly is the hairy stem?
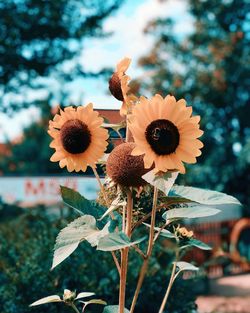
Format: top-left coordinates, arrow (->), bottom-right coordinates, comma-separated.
158,250 -> 179,313
92,166 -> 109,206
129,187 -> 158,313
119,190 -> 133,313
112,251 -> 121,276
92,166 -> 121,276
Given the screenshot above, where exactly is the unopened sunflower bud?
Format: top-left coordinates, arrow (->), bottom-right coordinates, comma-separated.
177,227 -> 194,239
63,289 -> 76,302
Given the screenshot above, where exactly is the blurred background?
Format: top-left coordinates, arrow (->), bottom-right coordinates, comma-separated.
0,1 -> 249,313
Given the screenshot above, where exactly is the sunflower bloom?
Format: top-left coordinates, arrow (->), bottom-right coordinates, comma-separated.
48,104 -> 109,172
128,94 -> 204,174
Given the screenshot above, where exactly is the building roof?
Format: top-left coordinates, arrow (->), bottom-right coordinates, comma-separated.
96,109 -> 124,124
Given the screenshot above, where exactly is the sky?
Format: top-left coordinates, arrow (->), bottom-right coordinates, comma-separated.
0,0 -> 193,141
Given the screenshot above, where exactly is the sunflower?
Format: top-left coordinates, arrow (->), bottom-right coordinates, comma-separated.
48,104 -> 109,172
106,142 -> 150,187
128,94 -> 204,174
109,57 -> 136,116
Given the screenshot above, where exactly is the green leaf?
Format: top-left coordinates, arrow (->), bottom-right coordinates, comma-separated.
142,170 -> 178,195
30,295 -> 62,306
100,195 -> 126,220
170,185 -> 241,207
158,229 -> 176,239
61,186 -> 105,218
52,216 -> 110,269
180,238 -> 212,251
143,223 -> 176,239
75,292 -> 95,300
103,305 -> 130,313
108,216 -> 121,233
102,122 -> 125,132
97,232 -> 146,251
176,261 -> 199,273
83,299 -> 107,306
163,206 -> 220,221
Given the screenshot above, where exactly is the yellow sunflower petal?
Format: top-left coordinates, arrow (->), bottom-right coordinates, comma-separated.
131,146 -> 144,156
59,158 -> 68,168
129,94 -> 203,174
48,104 -> 109,173
116,57 -> 131,78
143,154 -> 154,169
175,147 -> 197,163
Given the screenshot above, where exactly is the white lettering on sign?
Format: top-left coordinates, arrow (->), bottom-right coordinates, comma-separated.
0,176 -> 100,207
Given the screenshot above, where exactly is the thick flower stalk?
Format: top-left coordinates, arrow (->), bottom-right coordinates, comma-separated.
37,57 -> 235,313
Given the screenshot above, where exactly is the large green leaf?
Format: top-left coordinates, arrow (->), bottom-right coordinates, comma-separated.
52,216 -> 110,269
61,186 -> 105,218
163,206 -> 220,221
170,185 -> 241,206
97,232 -> 146,251
103,305 -> 129,313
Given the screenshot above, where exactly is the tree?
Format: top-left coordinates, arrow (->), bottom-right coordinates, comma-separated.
138,0 -> 250,208
0,0 -> 122,113
0,98 -> 117,176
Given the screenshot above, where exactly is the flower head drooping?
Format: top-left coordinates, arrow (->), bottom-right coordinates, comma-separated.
109,57 -> 131,101
48,104 -> 109,172
128,94 -> 204,174
106,142 -> 150,188
109,57 -> 137,117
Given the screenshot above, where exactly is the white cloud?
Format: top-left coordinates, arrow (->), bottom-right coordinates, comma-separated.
81,0 -> 193,74
78,0 -> 193,110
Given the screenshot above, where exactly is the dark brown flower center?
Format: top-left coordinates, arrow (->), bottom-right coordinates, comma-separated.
106,142 -> 150,187
109,72 -> 124,101
145,119 -> 180,155
60,119 -> 91,154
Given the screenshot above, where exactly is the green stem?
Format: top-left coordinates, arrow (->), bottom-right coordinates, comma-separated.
158,250 -> 179,313
129,187 -> 158,313
119,190 -> 133,313
70,303 -> 81,313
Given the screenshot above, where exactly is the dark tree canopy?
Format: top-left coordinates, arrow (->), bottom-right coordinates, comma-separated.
138,0 -> 250,209
0,0 -> 122,113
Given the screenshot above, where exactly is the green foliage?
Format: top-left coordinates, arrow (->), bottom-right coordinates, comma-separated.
142,170 -> 178,195
0,205 -> 200,313
180,239 -> 211,251
138,0 -> 250,210
30,289 -> 106,312
0,0 -> 123,113
175,262 -> 199,279
170,185 -> 241,206
97,232 -> 146,252
52,215 -> 110,269
61,186 -> 106,218
103,306 -> 129,313
163,206 -> 220,221
0,99 -> 62,175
